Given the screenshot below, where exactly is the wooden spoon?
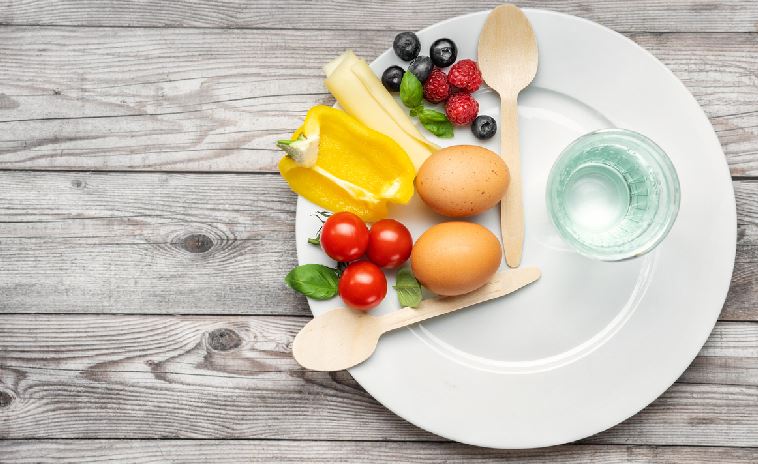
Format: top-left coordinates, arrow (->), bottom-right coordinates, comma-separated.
292,267 -> 541,371
478,4 -> 538,268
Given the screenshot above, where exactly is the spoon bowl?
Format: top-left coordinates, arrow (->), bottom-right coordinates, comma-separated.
478,4 -> 538,95
292,307 -> 383,372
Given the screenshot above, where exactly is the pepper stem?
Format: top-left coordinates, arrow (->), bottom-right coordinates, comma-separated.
275,134 -> 319,168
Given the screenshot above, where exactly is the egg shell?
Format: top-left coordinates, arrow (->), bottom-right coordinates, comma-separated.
411,222 -> 502,296
415,145 -> 509,218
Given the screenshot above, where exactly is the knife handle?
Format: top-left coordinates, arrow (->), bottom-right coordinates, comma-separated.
377,268 -> 540,332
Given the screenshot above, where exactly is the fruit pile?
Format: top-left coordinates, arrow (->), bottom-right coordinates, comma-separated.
382,32 -> 497,140
285,212 -> 419,311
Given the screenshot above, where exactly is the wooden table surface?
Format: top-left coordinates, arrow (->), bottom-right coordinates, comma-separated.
0,1 -> 756,462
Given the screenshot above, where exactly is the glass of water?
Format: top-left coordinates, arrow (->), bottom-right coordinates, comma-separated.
546,129 -> 680,261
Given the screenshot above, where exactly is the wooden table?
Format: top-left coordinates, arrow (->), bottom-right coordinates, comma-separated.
0,1 -> 756,462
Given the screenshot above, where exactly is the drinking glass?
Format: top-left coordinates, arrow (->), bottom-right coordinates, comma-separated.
546,129 -> 680,261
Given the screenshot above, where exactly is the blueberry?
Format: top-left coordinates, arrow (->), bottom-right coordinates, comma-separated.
408,56 -> 433,83
393,32 -> 421,61
381,65 -> 404,92
471,115 -> 497,139
430,38 -> 457,68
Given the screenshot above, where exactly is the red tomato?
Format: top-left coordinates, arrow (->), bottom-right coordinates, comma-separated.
367,219 -> 413,269
338,261 -> 387,311
320,212 -> 369,262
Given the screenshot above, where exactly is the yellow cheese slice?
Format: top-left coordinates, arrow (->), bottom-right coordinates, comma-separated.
324,51 -> 438,171
351,60 -> 430,143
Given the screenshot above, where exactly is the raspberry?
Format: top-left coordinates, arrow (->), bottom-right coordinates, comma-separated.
423,68 -> 450,103
448,59 -> 482,92
445,93 -> 479,126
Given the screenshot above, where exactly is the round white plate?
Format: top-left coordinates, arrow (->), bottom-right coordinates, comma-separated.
295,9 -> 735,448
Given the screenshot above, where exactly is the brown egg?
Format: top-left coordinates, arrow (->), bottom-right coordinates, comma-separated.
415,145 -> 509,217
411,222 -> 502,296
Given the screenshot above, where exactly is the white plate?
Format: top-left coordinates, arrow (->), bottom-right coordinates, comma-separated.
295,9 -> 735,448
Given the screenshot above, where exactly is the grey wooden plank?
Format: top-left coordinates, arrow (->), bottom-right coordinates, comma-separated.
0,172 -> 753,318
0,0 -> 756,32
0,441 -> 756,464
0,28 -> 755,174
0,316 -> 752,385
0,172 -> 301,314
725,180 -> 758,321
679,356 -> 758,387
0,315 -> 755,444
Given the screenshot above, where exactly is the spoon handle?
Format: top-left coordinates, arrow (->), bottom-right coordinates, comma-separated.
377,268 -> 540,333
500,95 -> 524,267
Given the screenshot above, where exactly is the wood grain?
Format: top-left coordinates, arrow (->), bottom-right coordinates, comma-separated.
0,28 -> 755,174
0,172 -> 752,318
0,172 -> 302,314
0,315 -> 756,444
1,441 -> 757,464
0,0 -> 756,32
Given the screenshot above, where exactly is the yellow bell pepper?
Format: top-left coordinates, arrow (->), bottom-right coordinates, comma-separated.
278,106 -> 416,222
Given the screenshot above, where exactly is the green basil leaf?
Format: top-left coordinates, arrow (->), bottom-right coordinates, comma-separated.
409,105 -> 424,118
421,120 -> 454,138
416,108 -> 454,138
393,267 -> 422,308
400,71 -> 423,109
418,108 -> 449,123
285,264 -> 339,300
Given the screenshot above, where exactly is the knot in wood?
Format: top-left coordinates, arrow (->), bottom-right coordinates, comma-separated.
71,179 -> 84,189
182,234 -> 213,253
0,390 -> 13,408
207,328 -> 242,352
